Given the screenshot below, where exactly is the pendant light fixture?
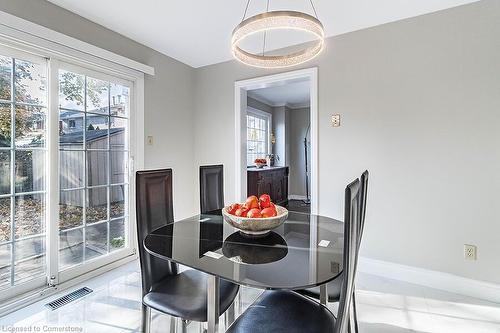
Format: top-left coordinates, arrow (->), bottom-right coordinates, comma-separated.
231,0 -> 324,68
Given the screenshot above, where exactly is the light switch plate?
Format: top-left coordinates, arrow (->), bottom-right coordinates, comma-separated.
147,136 -> 153,145
332,114 -> 340,127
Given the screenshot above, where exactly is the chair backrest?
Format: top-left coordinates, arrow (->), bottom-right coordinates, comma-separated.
199,165 -> 224,214
359,170 -> 369,244
335,178 -> 361,333
136,169 -> 178,296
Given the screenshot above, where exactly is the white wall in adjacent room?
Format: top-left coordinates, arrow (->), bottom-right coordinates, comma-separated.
288,108 -> 311,198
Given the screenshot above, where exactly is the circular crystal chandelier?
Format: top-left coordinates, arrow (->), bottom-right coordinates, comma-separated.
231,0 -> 324,68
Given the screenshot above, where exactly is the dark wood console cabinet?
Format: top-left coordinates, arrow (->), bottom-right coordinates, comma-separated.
247,166 -> 289,206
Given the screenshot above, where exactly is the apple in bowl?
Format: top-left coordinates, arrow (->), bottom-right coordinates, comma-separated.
222,194 -> 288,237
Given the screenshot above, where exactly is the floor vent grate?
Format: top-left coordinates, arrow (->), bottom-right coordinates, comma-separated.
45,287 -> 93,310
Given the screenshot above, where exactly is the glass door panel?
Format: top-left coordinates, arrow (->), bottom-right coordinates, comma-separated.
0,51 -> 47,293
58,68 -> 130,271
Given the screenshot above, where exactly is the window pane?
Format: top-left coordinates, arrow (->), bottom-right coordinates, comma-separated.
59,189 -> 84,230
110,151 -> 127,184
14,194 -> 44,239
14,257 -> 45,285
15,150 -> 45,193
0,151 -> 10,195
110,117 -> 127,150
85,222 -> 107,260
59,150 -> 84,190
110,84 -> 129,117
86,77 -> 109,114
86,187 -> 107,224
15,105 -> 46,148
0,243 -> 11,289
0,103 -> 11,146
59,110 -> 84,148
59,228 -> 83,270
15,236 -> 44,261
15,59 -> 47,106
86,115 -> 109,149
14,237 -> 45,285
0,198 -> 11,242
0,56 -> 12,101
86,151 -> 108,186
110,185 -> 126,219
110,218 -> 125,252
59,70 -> 84,111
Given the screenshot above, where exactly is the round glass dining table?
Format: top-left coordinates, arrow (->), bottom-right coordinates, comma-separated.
144,210 -> 344,332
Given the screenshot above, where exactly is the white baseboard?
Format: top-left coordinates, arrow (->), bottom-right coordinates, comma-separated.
288,195 -> 308,200
358,257 -> 500,303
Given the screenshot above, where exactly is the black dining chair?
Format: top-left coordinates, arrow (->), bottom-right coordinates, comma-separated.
136,169 -> 240,333
297,170 -> 368,317
199,164 -> 239,325
226,178 -> 362,333
199,165 -> 224,214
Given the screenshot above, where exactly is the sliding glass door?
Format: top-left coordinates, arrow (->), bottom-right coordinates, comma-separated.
0,48 -> 48,295
57,65 -> 130,275
0,46 -> 135,302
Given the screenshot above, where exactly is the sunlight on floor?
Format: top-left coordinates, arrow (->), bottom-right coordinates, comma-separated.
1,260 -> 500,333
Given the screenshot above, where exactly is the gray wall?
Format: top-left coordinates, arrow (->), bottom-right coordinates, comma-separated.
0,0 -> 197,219
193,0 -> 500,284
2,0 -> 500,284
288,108 -> 310,197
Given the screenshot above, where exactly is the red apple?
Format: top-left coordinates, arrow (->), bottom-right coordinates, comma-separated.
228,203 -> 241,215
245,195 -> 259,209
261,207 -> 277,218
235,206 -> 249,217
259,194 -> 272,209
246,208 -> 262,218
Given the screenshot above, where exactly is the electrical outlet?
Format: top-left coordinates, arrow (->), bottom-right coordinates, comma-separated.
332,114 -> 340,127
464,244 -> 477,260
147,136 -> 153,145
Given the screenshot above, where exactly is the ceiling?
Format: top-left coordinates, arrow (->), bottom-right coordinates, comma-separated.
47,0 -> 479,68
248,79 -> 310,108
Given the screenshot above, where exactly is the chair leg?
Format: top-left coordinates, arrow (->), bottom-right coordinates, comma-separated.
181,319 -> 189,333
170,316 -> 177,333
237,290 -> 242,314
142,305 -> 151,333
352,290 -> 359,333
348,290 -> 359,333
224,301 -> 236,328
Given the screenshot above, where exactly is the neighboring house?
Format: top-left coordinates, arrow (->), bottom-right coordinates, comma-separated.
59,102 -> 127,135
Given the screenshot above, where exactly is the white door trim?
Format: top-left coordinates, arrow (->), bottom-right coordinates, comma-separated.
234,67 -> 319,214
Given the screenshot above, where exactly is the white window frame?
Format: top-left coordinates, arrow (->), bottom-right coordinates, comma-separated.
0,11 -> 148,314
246,107 -> 272,166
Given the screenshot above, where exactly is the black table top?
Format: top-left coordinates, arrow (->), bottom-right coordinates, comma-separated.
144,210 -> 344,290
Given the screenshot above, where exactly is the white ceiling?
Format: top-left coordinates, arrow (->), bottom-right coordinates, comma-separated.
47,0 -> 479,68
248,79 -> 310,108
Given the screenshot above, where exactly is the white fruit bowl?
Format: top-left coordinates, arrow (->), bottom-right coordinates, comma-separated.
222,205 -> 288,237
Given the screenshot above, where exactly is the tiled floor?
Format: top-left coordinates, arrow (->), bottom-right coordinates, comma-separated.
2,260 -> 500,332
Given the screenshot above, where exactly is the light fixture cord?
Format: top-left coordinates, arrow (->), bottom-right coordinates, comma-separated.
262,0 -> 270,56
241,0 -> 251,21
309,0 -> 319,19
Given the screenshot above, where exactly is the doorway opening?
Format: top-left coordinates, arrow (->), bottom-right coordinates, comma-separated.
234,68 -> 318,214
